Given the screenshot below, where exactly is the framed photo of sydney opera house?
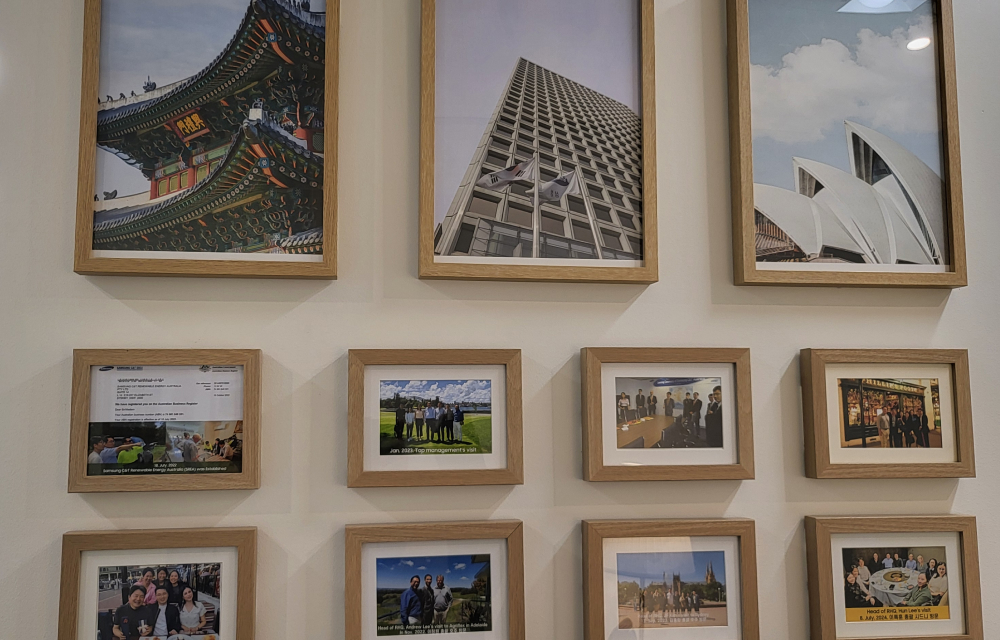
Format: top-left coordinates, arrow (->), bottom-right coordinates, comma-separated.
73,0 -> 339,278
727,0 -> 967,288
419,0 -> 658,284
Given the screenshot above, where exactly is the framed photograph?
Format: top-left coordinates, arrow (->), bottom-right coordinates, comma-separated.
419,0 -> 658,283
69,349 -> 261,493
581,348 -> 754,482
58,526 -> 257,640
805,515 -> 983,640
801,349 -> 974,479
344,520 -> 525,640
347,349 -> 523,487
582,518 -> 759,640
74,0 -> 339,278
727,0 -> 967,288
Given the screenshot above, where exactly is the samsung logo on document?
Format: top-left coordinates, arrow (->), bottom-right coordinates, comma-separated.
98,366 -> 114,371
115,366 -> 144,371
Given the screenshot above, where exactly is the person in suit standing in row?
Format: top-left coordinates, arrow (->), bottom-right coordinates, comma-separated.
705,386 -> 724,448
876,409 -> 891,449
663,392 -> 675,421
918,408 -> 931,448
648,390 -> 658,416
682,393 -> 693,429
635,389 -> 646,419
690,392 -> 704,438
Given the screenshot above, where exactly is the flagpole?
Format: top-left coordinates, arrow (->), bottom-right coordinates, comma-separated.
532,151 -> 540,258
577,165 -> 604,259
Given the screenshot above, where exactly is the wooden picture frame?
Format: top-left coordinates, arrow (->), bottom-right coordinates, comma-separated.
418,0 -> 658,283
347,349 -> 523,487
581,347 -> 755,481
69,349 -> 262,492
582,518 -> 760,640
74,0 -> 339,279
58,526 -> 257,640
805,515 -> 983,640
801,349 -> 975,479
727,0 -> 967,288
345,520 -> 525,640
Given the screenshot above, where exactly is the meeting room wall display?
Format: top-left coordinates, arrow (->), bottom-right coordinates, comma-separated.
347,349 -> 523,487
344,520 -> 525,640
727,0 -> 967,288
801,349 -> 974,479
68,349 -> 262,493
581,348 -> 755,482
582,518 -> 760,640
805,515 -> 982,640
418,0 -> 658,284
58,526 -> 257,640
73,0 -> 339,279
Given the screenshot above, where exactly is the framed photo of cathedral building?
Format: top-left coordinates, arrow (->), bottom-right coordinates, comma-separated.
74,0 -> 339,278
419,0 -> 658,283
727,0 -> 967,288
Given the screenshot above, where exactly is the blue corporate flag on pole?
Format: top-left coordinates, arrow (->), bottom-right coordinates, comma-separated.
536,171 -> 581,202
475,158 -> 537,191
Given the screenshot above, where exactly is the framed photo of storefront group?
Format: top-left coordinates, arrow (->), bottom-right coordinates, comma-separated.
727,0 -> 967,288
73,0 -> 340,279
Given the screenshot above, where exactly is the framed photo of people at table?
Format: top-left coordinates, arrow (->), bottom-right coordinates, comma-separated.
801,349 -> 974,479
344,520 -> 525,640
57,526 -> 257,640
805,515 -> 982,640
581,348 -> 755,481
582,518 -> 760,640
68,349 -> 262,493
348,349 -> 523,487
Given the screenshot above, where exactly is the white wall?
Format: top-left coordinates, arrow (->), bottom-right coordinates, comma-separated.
0,1 -> 998,639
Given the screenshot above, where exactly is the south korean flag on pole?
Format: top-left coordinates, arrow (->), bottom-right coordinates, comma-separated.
475,158 -> 537,191
536,171 -> 581,202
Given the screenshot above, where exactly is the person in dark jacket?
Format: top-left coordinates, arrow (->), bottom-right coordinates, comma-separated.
682,393 -> 693,429
844,572 -> 879,608
419,574 -> 435,625
400,576 -> 423,627
148,585 -> 182,637
889,410 -> 902,448
635,389 -> 646,419
165,569 -> 188,605
907,412 -> 920,447
705,386 -> 724,448
918,409 -> 931,448
394,405 -> 406,439
113,584 -> 154,639
690,392 -> 704,437
453,406 -> 465,443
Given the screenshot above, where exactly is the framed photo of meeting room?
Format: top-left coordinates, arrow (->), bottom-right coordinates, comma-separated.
68,349 -> 261,493
727,0 -> 967,288
581,348 -> 755,482
73,0 -> 340,278
801,349 -> 975,479
419,0 -> 658,284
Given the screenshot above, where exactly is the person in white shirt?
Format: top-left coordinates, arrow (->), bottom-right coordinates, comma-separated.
857,558 -> 871,587
179,586 -> 208,634
88,437 -> 105,464
928,564 -> 949,604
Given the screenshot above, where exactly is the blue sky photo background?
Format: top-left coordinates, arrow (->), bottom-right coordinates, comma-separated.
376,555 -> 489,590
617,551 -> 727,587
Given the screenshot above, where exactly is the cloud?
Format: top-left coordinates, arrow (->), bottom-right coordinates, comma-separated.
461,577 -> 470,581
380,379 -> 493,404
750,16 -> 939,144
399,560 -> 414,567
418,566 -> 427,570
454,563 -> 467,570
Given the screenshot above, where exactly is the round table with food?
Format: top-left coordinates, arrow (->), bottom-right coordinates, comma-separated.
867,567 -> 920,606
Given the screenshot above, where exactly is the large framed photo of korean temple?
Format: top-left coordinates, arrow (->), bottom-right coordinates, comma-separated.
805,515 -> 983,640
581,348 -> 755,482
800,349 -> 975,479
68,349 -> 262,493
727,0 -> 967,288
419,0 -> 658,283
58,527 -> 257,640
73,0 -> 339,278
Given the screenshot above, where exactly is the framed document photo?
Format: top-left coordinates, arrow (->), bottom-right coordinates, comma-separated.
347,350 -> 523,488
801,349 -> 974,479
344,520 -> 525,640
69,349 -> 262,493
581,348 -> 754,482
582,519 -> 760,640
805,515 -> 983,640
419,0 -> 658,284
74,0 -> 340,279
727,0 -> 967,288
58,527 -> 257,640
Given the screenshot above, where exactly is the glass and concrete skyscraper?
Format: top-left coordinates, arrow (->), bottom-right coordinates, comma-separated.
435,58 -> 644,261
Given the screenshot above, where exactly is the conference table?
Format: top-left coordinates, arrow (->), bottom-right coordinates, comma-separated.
867,568 -> 921,606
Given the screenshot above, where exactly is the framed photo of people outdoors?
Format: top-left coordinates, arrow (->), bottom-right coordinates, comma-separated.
582,518 -> 760,640
581,348 -> 755,481
419,0 -> 658,284
57,526 -> 257,640
805,515 -> 982,640
73,0 -> 339,278
727,0 -> 967,288
344,520 -> 525,640
69,349 -> 262,493
801,349 -> 974,479
347,349 -> 523,487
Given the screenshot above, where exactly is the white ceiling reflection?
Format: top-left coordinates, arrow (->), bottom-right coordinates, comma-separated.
839,0 -> 929,13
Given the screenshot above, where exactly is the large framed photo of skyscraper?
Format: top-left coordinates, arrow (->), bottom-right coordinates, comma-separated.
419,0 -> 658,283
581,348 -> 755,482
801,349 -> 975,479
347,349 -> 524,487
73,0 -> 339,279
727,0 -> 967,288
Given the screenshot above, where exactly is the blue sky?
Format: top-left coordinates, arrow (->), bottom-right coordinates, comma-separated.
379,380 -> 492,404
617,551 -> 726,586
376,555 -> 489,590
748,0 -> 942,190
